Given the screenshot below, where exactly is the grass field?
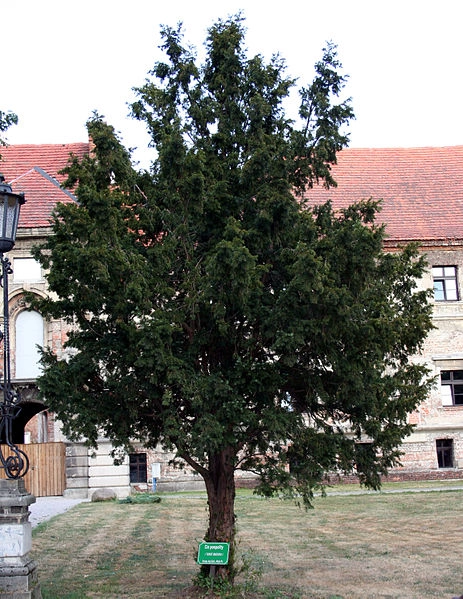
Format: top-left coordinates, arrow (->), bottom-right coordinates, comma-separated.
31,481 -> 463,598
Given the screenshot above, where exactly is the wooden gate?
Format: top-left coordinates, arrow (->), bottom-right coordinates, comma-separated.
0,442 -> 66,497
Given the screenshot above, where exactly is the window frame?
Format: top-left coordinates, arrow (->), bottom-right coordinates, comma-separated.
436,438 -> 454,468
432,265 -> 459,301
129,452 -> 147,484
440,370 -> 463,406
15,309 -> 44,380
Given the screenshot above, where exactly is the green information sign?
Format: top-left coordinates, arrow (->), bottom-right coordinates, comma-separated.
197,542 -> 230,565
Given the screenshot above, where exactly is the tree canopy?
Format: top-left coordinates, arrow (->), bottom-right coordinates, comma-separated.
0,110 -> 18,155
32,16 -> 434,583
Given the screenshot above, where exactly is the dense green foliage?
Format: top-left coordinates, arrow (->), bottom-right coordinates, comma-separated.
32,16 -> 433,579
0,109 -> 18,153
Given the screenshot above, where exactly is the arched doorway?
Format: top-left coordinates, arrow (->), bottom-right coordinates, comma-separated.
0,394 -> 48,444
1,309 -> 48,443
0,307 -> 66,495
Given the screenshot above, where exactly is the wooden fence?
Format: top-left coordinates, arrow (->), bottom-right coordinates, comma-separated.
0,442 -> 66,497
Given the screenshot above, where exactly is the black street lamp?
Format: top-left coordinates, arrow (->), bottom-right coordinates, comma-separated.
0,174 -> 28,478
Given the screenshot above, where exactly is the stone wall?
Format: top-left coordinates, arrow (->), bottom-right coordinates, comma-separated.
63,441 -> 131,499
87,441 -> 131,499
63,443 -> 89,499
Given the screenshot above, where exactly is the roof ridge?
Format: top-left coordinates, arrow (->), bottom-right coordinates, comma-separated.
33,166 -> 78,203
13,166 -> 77,203
9,167 -> 36,183
3,142 -> 87,147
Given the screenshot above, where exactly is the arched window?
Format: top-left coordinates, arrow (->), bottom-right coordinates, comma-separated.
15,310 -> 44,379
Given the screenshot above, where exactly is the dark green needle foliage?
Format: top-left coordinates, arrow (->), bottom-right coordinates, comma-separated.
32,15 -> 433,582
0,109 -> 18,154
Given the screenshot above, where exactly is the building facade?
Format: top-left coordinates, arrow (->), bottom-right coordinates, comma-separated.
1,143 -> 462,496
305,146 -> 463,480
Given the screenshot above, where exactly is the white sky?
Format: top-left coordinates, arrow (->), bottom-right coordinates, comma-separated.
3,0 -> 463,169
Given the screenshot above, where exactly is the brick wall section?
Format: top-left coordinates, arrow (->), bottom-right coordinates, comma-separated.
326,470 -> 463,486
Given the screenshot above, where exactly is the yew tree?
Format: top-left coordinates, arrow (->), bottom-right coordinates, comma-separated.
0,110 -> 18,152
33,16 -> 433,581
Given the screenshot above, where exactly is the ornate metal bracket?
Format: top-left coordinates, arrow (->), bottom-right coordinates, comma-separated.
0,253 -> 29,478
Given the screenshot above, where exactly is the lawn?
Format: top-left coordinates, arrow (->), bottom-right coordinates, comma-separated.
31,482 -> 463,598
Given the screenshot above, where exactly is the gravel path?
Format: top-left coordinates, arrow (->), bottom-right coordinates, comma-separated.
29,496 -> 87,528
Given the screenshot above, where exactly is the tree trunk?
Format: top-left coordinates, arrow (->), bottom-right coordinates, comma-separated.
202,445 -> 237,581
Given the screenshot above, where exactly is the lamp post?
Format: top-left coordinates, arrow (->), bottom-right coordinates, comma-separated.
0,176 -> 41,599
0,174 -> 28,479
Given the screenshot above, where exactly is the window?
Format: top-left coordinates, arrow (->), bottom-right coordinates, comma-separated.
15,310 -> 44,379
436,439 -> 454,468
440,370 -> 463,406
432,266 -> 458,301
354,442 -> 375,472
13,257 -> 42,282
129,453 -> 147,483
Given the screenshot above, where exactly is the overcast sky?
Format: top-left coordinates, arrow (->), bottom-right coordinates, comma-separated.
3,0 -> 463,168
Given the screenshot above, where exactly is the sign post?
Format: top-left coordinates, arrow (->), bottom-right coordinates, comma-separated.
151,463 -> 161,492
197,542 -> 230,566
197,542 -> 230,589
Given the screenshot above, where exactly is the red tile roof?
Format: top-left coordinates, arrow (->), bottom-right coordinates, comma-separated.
1,143 -> 462,245
304,146 -> 463,245
0,143 -> 89,228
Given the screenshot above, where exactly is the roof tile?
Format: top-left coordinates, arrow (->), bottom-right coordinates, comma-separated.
304,146 -> 463,244
2,143 -> 462,244
0,143 -> 89,228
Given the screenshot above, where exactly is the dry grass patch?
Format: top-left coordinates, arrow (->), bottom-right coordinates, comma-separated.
32,485 -> 463,598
